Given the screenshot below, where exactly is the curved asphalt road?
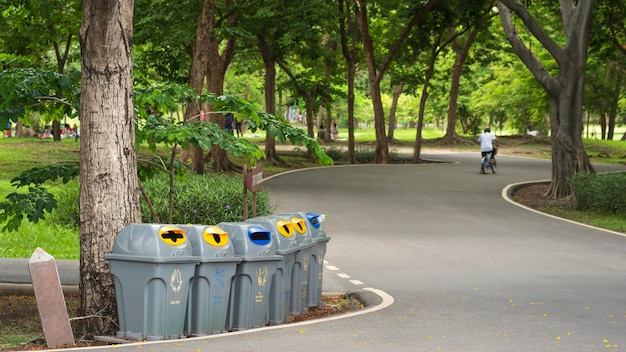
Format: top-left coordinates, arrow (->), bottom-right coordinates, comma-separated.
12,152 -> 626,351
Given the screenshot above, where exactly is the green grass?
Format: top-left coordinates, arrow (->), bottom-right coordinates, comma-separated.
0,126 -> 625,259
541,207 -> 626,234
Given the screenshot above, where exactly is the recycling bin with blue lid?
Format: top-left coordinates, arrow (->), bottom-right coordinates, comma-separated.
278,212 -> 330,308
217,222 -> 282,331
104,224 -> 199,341
246,215 -> 314,324
179,225 -> 241,336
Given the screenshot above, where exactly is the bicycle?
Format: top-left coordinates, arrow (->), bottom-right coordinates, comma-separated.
480,153 -> 497,174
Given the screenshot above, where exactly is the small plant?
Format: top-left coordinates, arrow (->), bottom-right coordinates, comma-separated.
323,146 -> 347,162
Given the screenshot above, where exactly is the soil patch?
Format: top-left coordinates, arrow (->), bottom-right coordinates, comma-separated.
0,292 -> 362,351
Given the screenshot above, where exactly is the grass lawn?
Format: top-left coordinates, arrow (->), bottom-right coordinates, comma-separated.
0,127 -> 624,259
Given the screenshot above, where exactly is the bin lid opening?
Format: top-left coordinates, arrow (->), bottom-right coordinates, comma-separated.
203,226 -> 229,247
159,226 -> 186,246
248,226 -> 271,245
291,218 -> 307,234
306,213 -> 321,229
276,219 -> 295,238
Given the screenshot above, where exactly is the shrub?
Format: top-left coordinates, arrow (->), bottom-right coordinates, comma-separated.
569,172 -> 626,215
323,146 -> 403,164
48,173 -> 275,229
141,172 -> 275,225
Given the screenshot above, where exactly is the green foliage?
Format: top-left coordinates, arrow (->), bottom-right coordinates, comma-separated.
323,145 -> 401,164
569,172 -> 626,215
134,83 -> 332,166
0,68 -> 81,126
43,173 -> 275,229
141,173 -> 274,225
0,164 -> 79,232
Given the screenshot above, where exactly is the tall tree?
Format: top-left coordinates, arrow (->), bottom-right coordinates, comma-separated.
203,0 -> 239,172
78,0 -> 141,336
338,0 -> 360,164
354,0 -> 439,164
497,0 -> 595,198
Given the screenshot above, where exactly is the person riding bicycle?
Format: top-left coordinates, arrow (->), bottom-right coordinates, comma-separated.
478,127 -> 498,164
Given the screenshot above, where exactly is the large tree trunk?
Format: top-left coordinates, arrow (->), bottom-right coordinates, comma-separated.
356,0 -> 388,163
498,0 -> 595,199
78,0 -> 141,337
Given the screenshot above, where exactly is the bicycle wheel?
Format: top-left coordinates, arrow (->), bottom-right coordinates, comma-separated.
490,160 -> 497,174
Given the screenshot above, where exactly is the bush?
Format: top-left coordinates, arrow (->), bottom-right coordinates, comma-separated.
141,172 -> 275,225
48,173 -> 275,228
323,146 -> 402,164
569,172 -> 626,215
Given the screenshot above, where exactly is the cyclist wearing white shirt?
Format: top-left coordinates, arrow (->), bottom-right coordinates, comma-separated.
478,127 -> 498,162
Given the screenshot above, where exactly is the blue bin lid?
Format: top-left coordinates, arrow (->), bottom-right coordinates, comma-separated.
216,222 -> 281,259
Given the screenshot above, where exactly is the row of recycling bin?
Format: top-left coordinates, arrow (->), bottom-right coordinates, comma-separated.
104,212 -> 330,341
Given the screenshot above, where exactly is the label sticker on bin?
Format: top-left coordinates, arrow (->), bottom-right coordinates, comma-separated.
248,226 -> 271,245
203,226 -> 229,247
159,225 -> 186,246
291,218 -> 307,234
276,219 -> 295,238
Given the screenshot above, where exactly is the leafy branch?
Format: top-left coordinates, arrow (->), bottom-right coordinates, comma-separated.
0,164 -> 79,232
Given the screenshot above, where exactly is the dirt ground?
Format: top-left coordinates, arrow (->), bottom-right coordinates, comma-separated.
0,293 -> 363,350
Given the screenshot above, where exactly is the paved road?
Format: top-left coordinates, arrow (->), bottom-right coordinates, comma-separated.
9,152 -> 626,351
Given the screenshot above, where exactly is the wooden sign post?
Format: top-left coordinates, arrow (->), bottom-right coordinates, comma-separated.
243,165 -> 263,220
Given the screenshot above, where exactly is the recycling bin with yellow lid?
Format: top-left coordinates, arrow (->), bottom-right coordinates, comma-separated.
104,224 -> 199,341
278,212 -> 330,308
179,224 -> 241,336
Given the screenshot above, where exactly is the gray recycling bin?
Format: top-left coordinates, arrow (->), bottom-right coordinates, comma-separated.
246,215 -> 314,325
104,224 -> 198,341
179,225 -> 241,336
279,212 -> 330,308
217,222 -> 282,331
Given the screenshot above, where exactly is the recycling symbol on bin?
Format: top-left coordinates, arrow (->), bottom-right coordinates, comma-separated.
256,266 -> 269,287
214,268 -> 226,288
170,269 -> 183,292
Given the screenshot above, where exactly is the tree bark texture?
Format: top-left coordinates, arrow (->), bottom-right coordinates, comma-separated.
498,0 -> 595,198
78,0 -> 141,336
